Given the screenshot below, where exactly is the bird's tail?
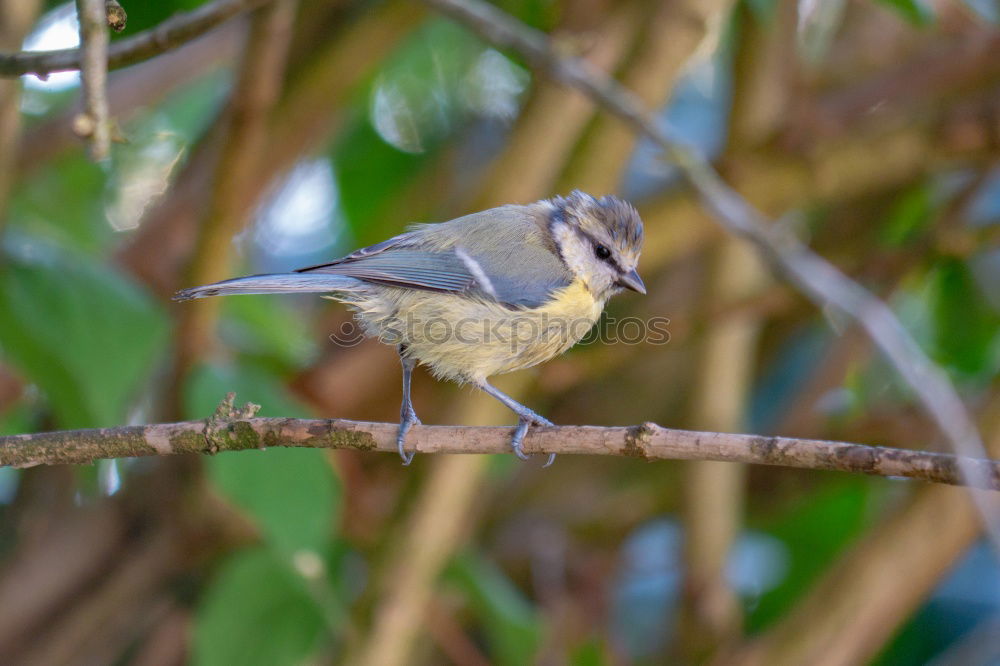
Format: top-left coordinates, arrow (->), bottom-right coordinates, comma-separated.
173,273 -> 362,301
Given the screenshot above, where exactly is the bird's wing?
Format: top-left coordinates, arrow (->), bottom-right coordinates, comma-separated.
296,208 -> 573,308
301,248 -> 477,293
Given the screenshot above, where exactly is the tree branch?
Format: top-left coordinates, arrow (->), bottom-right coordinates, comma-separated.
74,0 -> 111,160
417,0 -> 1000,539
0,0 -> 269,78
2,418 -> 999,489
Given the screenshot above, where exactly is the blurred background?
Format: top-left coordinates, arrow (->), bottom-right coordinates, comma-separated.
1,0 -> 999,663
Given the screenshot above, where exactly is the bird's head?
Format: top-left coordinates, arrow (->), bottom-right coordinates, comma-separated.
547,190 -> 645,301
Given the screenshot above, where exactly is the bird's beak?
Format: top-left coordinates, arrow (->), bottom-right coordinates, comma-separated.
617,268 -> 646,294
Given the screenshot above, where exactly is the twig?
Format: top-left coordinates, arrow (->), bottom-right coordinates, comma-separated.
17,17 -> 243,177
1,418 -> 999,489
0,0 -> 269,78
74,0 -> 111,160
417,0 -> 1000,545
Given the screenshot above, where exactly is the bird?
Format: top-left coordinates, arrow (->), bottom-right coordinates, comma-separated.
174,190 -> 645,466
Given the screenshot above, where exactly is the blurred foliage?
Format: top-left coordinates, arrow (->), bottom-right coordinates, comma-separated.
193,547 -> 328,666
876,0 -> 935,25
927,258 -> 1000,379
746,478 -> 875,631
0,0 -> 998,664
446,551 -> 544,665
207,447 -> 340,556
0,239 -> 167,428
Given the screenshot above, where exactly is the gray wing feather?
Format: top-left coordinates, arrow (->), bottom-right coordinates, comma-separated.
296,206 -> 573,308
173,274 -> 362,301
302,250 -> 475,293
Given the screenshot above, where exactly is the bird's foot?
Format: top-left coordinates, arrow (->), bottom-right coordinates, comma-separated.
397,408 -> 421,465
510,412 -> 556,467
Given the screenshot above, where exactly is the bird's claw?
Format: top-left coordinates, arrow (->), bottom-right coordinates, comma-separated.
510,414 -> 556,466
511,419 -> 532,461
397,409 -> 420,465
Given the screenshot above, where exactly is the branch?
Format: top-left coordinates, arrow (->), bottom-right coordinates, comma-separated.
74,0 -> 111,160
417,0 -> 1000,538
0,0 -> 269,78
2,418 -> 999,489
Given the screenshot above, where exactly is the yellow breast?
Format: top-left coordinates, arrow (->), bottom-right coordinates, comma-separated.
340,279 -> 605,383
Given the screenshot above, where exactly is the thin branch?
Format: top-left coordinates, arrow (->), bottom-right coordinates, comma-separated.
74,0 -> 111,160
0,0 -> 269,78
417,0 -> 1000,541
1,418 -> 999,489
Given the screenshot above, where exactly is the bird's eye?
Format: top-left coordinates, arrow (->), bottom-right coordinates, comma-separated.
594,244 -> 612,261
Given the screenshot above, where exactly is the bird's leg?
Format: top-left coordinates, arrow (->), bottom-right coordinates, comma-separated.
397,346 -> 420,465
476,380 -> 556,467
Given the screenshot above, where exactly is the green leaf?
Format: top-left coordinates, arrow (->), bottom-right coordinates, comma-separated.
207,447 -> 340,556
927,258 -> 1000,377
334,114 -> 433,247
0,240 -> 168,429
570,638 -> 610,666
746,479 -> 874,631
8,155 -> 110,256
876,0 -> 935,25
447,551 -> 543,666
194,548 -> 327,666
880,184 -> 933,247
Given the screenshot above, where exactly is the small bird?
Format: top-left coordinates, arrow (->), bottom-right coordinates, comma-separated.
175,190 -> 645,465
